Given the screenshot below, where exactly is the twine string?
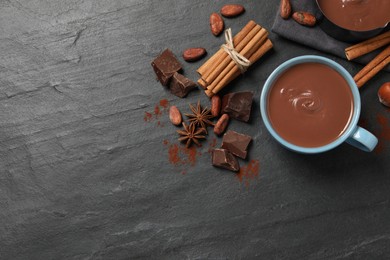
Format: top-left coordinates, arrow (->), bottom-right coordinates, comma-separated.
221,28 -> 251,73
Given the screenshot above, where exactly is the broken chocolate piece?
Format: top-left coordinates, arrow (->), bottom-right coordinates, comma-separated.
221,130 -> 252,159
151,49 -> 182,86
169,72 -> 197,98
221,91 -> 253,122
212,148 -> 240,172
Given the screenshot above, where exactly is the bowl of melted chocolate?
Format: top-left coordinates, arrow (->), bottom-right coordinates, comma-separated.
316,0 -> 390,42
260,55 -> 378,153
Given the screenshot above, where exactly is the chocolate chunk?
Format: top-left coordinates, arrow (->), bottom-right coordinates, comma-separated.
212,148 -> 240,172
169,72 -> 197,98
221,91 -> 253,122
221,130 -> 252,159
151,49 -> 182,86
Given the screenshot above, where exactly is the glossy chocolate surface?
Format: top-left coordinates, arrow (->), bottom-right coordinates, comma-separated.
267,62 -> 354,148
317,0 -> 390,31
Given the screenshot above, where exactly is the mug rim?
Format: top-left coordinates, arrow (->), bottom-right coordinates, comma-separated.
315,0 -> 389,32
260,55 -> 361,154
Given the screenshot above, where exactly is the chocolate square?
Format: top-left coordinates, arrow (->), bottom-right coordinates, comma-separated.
212,148 -> 240,172
221,130 -> 252,159
221,91 -> 254,122
169,72 -> 197,98
151,49 -> 182,86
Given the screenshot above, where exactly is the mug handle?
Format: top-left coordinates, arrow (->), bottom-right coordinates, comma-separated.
346,126 -> 378,152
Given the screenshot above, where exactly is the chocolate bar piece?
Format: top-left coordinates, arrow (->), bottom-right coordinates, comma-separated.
169,72 -> 197,98
151,49 -> 182,86
212,148 -> 240,172
221,91 -> 253,122
221,130 -> 252,159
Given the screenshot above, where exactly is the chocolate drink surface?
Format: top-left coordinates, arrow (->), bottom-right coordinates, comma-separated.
267,62 -> 354,148
317,0 -> 390,31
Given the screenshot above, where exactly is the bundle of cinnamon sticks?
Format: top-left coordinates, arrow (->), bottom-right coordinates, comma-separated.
345,31 -> 390,88
197,20 -> 273,97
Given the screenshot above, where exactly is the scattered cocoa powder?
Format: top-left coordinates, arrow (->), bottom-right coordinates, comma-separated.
164,140 -> 201,168
144,99 -> 170,125
208,137 -> 218,154
160,98 -> 169,108
236,160 -> 260,187
184,145 -> 198,166
168,143 -> 181,165
144,112 -> 153,122
154,105 -> 161,118
374,113 -> 390,154
163,137 -> 226,174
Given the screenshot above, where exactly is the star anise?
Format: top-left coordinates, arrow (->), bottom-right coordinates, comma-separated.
177,122 -> 206,148
185,100 -> 214,133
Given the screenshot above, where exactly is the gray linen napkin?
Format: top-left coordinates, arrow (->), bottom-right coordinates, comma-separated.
271,0 -> 390,72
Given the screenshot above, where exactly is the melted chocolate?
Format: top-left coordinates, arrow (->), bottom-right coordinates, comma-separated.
318,0 -> 390,31
267,63 -> 354,148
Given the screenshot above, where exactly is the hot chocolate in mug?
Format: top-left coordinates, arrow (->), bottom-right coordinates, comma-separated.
260,55 -> 378,154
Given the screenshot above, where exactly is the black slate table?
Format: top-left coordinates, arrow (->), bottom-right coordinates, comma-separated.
1,1 -> 390,259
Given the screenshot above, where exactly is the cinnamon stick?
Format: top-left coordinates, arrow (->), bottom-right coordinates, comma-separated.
204,24 -> 262,85
197,78 -> 207,89
197,20 -> 256,76
345,31 -> 390,60
209,39 -> 273,96
206,28 -> 268,93
354,45 -> 390,88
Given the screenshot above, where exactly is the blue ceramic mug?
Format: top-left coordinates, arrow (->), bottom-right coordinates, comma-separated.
260,55 -> 378,154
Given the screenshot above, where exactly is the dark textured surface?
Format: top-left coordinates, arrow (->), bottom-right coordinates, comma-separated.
1,1 -> 390,259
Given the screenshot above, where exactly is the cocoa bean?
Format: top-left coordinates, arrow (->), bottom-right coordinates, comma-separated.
220,4 -> 245,17
211,95 -> 221,117
214,114 -> 229,135
280,0 -> 292,19
210,13 -> 224,36
292,11 -> 316,27
182,48 -> 206,62
169,106 -> 182,126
